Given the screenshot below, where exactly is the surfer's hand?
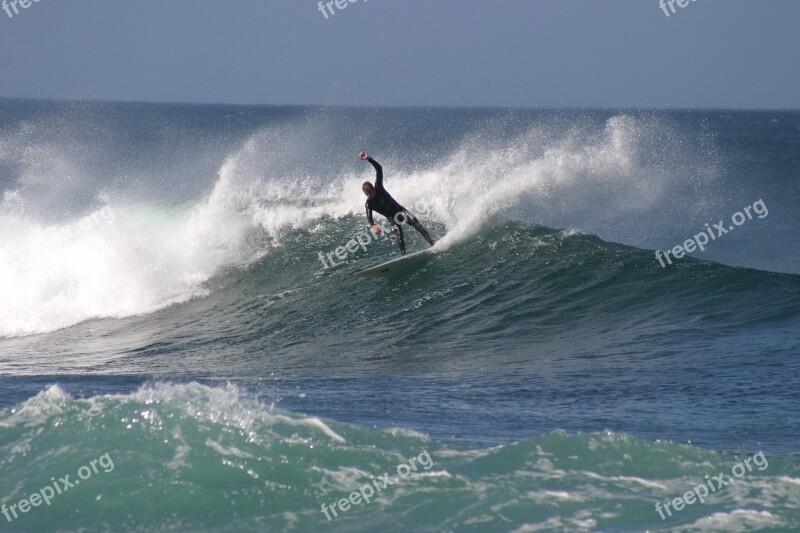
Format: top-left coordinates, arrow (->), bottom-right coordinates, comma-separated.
371,225 -> 381,235
359,152 -> 369,160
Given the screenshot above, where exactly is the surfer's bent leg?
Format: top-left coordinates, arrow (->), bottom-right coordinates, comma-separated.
402,212 -> 435,246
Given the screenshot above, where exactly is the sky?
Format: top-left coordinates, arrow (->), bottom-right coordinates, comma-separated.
0,0 -> 797,109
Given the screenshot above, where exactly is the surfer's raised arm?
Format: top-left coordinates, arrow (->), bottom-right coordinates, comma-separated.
359,152 -> 383,189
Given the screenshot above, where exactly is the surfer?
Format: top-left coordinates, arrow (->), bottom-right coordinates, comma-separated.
360,152 -> 435,254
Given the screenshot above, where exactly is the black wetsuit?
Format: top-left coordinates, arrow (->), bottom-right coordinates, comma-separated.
365,157 -> 435,254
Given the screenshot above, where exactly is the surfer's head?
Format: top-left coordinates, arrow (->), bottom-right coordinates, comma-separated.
362,181 -> 376,199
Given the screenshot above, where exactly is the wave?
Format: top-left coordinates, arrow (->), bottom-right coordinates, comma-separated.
0,382 -> 797,532
0,106 -> 789,338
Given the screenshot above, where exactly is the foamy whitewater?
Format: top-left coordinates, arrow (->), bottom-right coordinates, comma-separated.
0,100 -> 798,531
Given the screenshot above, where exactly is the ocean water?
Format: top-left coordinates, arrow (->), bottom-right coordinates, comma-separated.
0,100 -> 798,532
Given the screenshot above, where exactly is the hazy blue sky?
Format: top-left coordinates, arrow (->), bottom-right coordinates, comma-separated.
0,0 -> 797,108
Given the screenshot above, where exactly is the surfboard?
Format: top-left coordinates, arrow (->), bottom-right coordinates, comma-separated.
358,249 -> 434,278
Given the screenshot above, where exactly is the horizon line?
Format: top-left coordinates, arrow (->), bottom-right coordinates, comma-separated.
0,96 -> 798,113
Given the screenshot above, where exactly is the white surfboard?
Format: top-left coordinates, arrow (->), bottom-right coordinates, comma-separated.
358,249 -> 434,279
